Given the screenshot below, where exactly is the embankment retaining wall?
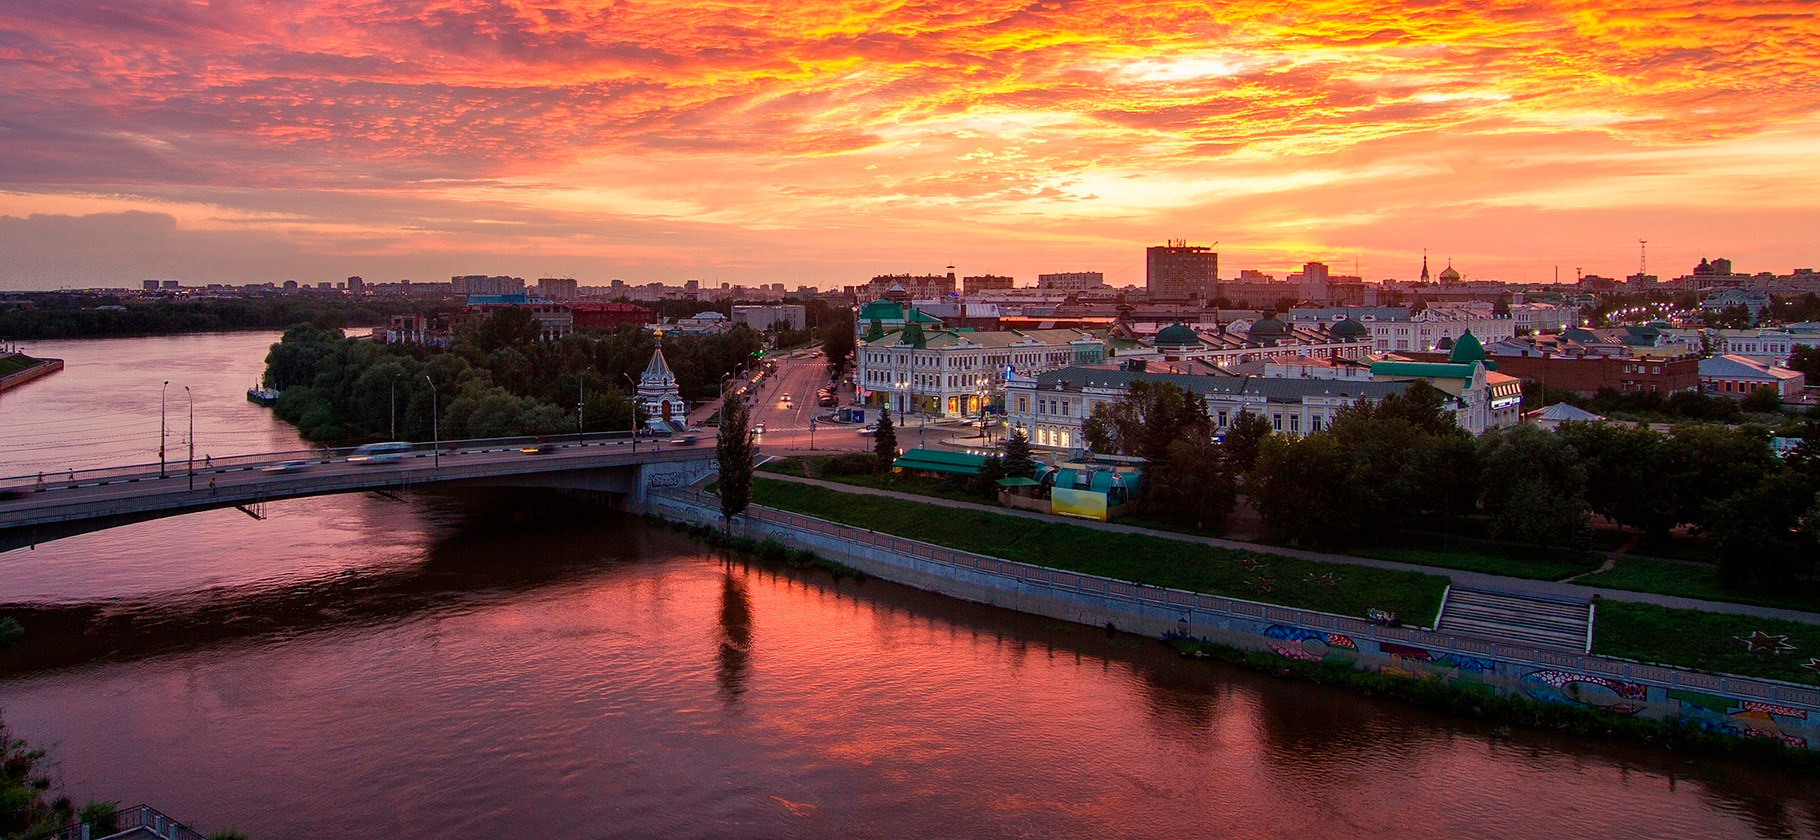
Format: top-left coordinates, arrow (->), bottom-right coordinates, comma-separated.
0,358 -> 62,393
648,490 -> 1820,749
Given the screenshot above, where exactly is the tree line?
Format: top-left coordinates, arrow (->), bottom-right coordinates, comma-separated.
0,295 -> 427,340
263,308 -> 763,442
1083,380 -> 1817,591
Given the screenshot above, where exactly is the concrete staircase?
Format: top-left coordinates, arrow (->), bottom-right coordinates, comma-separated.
1436,587 -> 1592,652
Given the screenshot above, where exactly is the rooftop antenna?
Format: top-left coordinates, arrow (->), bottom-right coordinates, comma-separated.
1638,240 -> 1648,276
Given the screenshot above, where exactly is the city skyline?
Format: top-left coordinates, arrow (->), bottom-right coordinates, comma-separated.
2,0 -> 1817,290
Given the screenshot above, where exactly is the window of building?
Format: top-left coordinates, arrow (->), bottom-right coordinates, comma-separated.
1017,396 -> 1027,413
1060,431 -> 1071,448
1217,410 -> 1228,427
1061,402 -> 1070,416
1311,415 -> 1323,432
1289,415 -> 1300,433
1273,414 -> 1282,431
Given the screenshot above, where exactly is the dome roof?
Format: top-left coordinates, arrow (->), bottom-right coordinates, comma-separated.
1247,316 -> 1289,342
1438,263 -> 1461,282
1435,336 -> 1456,350
1330,317 -> 1370,341
1447,329 -> 1485,364
1155,323 -> 1202,347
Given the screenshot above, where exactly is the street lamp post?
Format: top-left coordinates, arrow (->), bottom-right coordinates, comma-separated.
389,375 -> 400,440
159,380 -> 169,479
423,375 -> 439,469
577,376 -> 585,446
184,386 -> 194,491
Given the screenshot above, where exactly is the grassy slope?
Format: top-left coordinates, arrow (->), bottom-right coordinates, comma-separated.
752,477 -> 1448,624
1353,545 -> 1592,582
0,354 -> 42,376
1593,599 -> 1820,686
1578,558 -> 1820,614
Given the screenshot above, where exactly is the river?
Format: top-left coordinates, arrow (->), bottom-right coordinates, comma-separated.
1,332 -> 1817,838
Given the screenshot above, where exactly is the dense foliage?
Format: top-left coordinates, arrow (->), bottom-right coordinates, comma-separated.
0,295 -> 426,340
262,310 -> 762,442
2,714 -> 71,838
717,397 -> 755,525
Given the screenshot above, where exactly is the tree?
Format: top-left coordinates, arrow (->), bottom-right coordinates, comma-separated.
1221,410 -> 1273,478
1788,345 -> 1820,380
821,312 -> 857,379
1741,385 -> 1783,414
1554,421 -> 1673,535
1478,425 -> 1589,547
1249,434 -> 1359,546
1151,436 -> 1236,531
1002,427 -> 1036,478
716,397 -> 755,529
972,455 -> 1007,500
2,714 -> 71,837
1709,472 -> 1817,589
874,406 -> 898,470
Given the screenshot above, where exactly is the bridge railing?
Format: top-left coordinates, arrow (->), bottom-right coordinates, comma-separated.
0,430 -> 653,491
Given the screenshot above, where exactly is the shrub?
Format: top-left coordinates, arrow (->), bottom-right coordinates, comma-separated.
817,452 -> 879,476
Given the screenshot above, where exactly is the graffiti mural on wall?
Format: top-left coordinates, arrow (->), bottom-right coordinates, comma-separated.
1263,625 -> 1358,664
1670,689 -> 1810,748
1378,642 -> 1495,677
1520,670 -> 1649,714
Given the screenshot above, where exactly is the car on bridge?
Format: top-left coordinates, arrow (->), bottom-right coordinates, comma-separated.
520,444 -> 555,455
348,442 -> 412,464
668,435 -> 699,446
261,460 -> 313,473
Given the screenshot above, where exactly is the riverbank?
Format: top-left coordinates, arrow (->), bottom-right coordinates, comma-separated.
0,354 -> 62,393
646,488 -> 1820,765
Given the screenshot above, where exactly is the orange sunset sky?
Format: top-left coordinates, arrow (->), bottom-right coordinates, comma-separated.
1,0 -> 1816,290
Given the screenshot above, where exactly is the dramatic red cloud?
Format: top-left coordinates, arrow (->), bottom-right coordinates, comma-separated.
0,0 -> 1815,287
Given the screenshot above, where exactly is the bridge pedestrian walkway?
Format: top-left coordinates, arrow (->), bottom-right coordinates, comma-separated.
753,472 -> 1820,629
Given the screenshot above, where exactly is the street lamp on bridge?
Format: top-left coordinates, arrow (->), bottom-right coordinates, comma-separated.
159,380 -> 169,479
184,385 -> 194,491
423,375 -> 439,469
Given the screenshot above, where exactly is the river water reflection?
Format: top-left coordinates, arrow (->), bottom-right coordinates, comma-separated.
1,333 -> 1818,838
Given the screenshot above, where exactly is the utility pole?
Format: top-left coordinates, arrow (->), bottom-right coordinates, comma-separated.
160,380 -> 169,479
621,372 -> 638,453
185,386 -> 194,491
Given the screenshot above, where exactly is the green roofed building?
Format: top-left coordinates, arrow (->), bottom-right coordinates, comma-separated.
893,448 -> 990,476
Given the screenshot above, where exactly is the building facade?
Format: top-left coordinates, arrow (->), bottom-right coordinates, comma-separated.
1699,355 -> 1805,399
1145,242 -> 1219,300
857,325 -> 1107,418
962,274 -> 1015,295
1006,367 -> 1425,451
1036,272 -> 1107,291
731,304 -> 806,332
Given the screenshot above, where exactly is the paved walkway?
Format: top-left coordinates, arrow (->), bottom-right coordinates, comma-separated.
758,472 -> 1820,627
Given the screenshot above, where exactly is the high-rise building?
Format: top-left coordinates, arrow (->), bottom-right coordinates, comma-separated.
1146,242 -> 1218,300
536,277 -> 579,300
347,276 -> 365,295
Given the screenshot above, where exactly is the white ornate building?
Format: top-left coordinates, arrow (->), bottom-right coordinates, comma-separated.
637,345 -> 689,432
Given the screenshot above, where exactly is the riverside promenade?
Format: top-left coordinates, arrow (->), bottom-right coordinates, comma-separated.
756,472 -> 1820,628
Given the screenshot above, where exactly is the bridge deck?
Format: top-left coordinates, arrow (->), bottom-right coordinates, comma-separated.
0,437 -> 715,546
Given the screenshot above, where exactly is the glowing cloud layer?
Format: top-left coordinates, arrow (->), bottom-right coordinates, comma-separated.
1,0 -> 1816,286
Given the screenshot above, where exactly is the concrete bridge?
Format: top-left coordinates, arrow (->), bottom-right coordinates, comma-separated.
0,434 -> 718,551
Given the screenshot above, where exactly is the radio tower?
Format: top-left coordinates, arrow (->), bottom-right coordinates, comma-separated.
1639,240 -> 1648,277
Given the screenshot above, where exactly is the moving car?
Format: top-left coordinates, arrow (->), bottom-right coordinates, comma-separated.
753,422 -> 765,434
668,435 -> 699,446
348,442 -> 412,464
858,425 -> 878,436
261,460 -> 312,473
520,444 -> 555,455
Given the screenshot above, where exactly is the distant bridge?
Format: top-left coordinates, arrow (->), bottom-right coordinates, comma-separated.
0,433 -> 717,551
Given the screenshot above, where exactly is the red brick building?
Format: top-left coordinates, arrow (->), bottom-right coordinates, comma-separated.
570,302 -> 655,331
1405,350 -> 1700,396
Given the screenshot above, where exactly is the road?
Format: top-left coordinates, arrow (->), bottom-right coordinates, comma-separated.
0,434 -> 711,530
744,351 -> 870,453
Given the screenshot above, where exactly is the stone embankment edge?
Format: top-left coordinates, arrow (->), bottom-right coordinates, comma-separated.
0,358 -> 62,393
643,490 -> 1820,753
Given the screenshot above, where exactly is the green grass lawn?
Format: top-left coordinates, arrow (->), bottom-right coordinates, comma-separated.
1592,599 -> 1820,686
1577,558 -> 1820,613
752,477 -> 1449,624
0,354 -> 42,376
756,457 -> 808,477
1351,545 -> 1594,582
